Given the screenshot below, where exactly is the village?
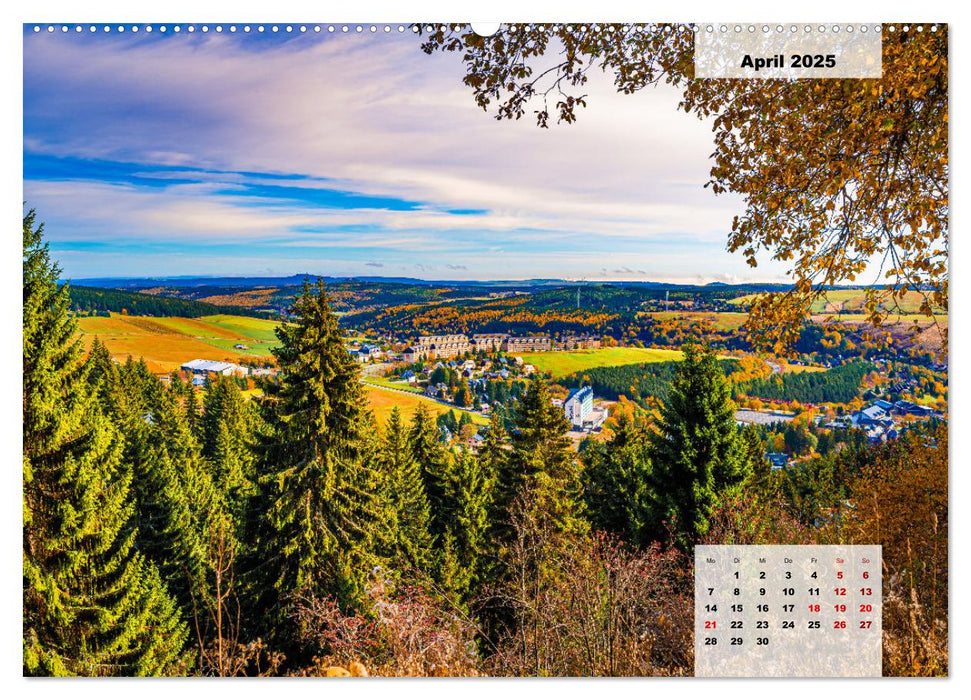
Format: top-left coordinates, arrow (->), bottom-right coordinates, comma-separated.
173,327 -> 943,464
175,330 -> 612,450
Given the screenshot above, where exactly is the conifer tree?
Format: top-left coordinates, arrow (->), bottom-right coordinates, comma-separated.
201,375 -> 257,522
103,361 -> 227,620
381,407 -> 435,570
581,410 -> 654,545
437,449 -> 490,600
647,345 -> 751,547
482,378 -> 586,645
478,409 -> 508,496
251,280 -> 384,623
23,210 -> 188,676
359,408 -> 398,560
741,424 -> 771,489
434,530 -> 464,601
85,337 -> 114,394
494,377 -> 586,542
408,403 -> 452,535
184,384 -> 201,435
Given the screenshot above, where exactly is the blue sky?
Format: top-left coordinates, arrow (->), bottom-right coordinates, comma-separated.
23,25 -> 793,283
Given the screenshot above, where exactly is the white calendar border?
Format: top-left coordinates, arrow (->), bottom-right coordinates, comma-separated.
3,0 -> 965,696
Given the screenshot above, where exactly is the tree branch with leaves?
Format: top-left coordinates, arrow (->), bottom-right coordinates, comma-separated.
421,24 -> 948,354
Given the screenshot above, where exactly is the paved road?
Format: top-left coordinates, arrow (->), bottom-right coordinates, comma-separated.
360,362 -> 391,376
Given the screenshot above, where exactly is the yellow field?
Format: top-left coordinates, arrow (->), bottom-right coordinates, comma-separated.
77,313 -> 280,374
515,347 -> 684,378
365,385 -> 488,427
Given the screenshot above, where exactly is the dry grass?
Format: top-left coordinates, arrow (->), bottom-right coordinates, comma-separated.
364,385 -> 487,427
77,313 -> 280,373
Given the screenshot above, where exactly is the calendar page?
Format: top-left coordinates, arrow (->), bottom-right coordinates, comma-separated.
695,545 -> 882,677
20,7 -> 948,682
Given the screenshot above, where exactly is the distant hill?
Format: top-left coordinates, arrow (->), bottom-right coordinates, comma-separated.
70,274 -> 797,292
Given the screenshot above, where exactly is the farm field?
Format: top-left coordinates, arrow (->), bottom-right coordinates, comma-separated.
77,313 -> 281,373
364,385 -> 488,427
515,347 -> 684,378
640,311 -> 749,331
730,288 -> 944,315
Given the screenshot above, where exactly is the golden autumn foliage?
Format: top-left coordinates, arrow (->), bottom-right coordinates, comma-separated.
839,425 -> 948,676
366,295 -> 618,336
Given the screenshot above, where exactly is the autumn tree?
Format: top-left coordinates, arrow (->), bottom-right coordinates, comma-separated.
421,24 -> 948,352
839,424 -> 947,675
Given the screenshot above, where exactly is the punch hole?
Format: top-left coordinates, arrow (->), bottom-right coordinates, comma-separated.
471,23 -> 501,37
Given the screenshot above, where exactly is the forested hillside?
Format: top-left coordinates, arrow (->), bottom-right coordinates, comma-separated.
68,284 -> 271,319
739,361 -> 873,404
561,359 -> 740,405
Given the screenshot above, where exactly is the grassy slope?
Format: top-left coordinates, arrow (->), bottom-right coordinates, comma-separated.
364,385 -> 488,427
514,347 -> 684,378
363,376 -> 424,394
77,313 -> 280,373
78,313 -> 487,428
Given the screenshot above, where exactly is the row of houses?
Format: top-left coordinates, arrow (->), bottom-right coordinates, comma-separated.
824,399 -> 942,443
403,333 -> 601,362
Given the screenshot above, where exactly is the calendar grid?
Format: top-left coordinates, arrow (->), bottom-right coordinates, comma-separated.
695,545 -> 882,677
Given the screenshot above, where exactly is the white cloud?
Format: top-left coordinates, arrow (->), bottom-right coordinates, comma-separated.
23,31 -> 791,281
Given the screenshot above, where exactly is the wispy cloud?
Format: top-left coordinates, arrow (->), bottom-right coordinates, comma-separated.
23,29 -> 791,282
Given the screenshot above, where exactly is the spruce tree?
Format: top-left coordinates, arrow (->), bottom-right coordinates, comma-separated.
581,410 -> 654,545
482,377 -> 586,645
495,376 -> 586,542
251,280 -> 384,624
647,345 -> 751,547
85,337 -> 114,396
381,407 -> 435,571
184,384 -> 201,435
201,375 -> 257,522
408,403 -> 452,535
437,449 -> 490,601
100,358 -> 228,624
478,409 -> 508,496
741,424 -> 771,488
23,210 -> 188,676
